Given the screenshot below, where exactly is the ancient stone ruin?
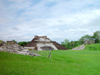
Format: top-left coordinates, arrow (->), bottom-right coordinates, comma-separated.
25,35 -> 68,51
84,40 -> 94,45
0,41 -> 40,56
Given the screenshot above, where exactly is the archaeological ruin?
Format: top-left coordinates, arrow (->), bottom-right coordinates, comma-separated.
0,41 -> 40,56
25,36 -> 68,51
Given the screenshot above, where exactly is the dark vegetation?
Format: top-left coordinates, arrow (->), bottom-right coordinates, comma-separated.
0,40 -> 2,43
61,30 -> 100,49
18,41 -> 30,46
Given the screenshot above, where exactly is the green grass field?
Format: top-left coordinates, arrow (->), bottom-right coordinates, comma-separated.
0,44 -> 100,75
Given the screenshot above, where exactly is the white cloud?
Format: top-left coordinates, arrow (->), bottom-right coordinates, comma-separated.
0,0 -> 100,43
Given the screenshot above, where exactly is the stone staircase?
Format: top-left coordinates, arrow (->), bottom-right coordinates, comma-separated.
72,44 -> 85,50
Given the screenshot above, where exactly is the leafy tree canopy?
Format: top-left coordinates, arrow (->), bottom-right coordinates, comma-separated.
93,31 -> 100,39
61,39 -> 69,45
18,41 -> 30,46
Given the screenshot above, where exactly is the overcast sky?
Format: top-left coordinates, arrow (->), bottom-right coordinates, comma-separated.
0,0 -> 100,43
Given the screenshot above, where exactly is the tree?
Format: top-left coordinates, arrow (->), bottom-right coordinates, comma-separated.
18,41 -> 30,46
12,40 -> 17,43
61,39 -> 69,45
79,35 -> 92,44
93,31 -> 100,39
61,39 -> 69,48
93,31 -> 100,43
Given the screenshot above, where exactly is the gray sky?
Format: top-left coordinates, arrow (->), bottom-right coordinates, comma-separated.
0,0 -> 100,43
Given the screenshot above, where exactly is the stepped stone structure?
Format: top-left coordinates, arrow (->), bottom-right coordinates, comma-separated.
25,36 -> 68,51
72,44 -> 85,50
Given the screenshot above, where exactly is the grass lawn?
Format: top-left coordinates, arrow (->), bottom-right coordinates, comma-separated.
0,49 -> 100,75
84,44 -> 100,51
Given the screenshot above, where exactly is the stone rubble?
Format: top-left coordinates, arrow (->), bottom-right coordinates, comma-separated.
0,41 -> 41,56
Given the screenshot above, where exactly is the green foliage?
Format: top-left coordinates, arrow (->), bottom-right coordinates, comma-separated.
93,31 -> 100,39
61,39 -> 69,45
0,40 -> 2,43
79,35 -> 92,43
61,41 -> 79,49
12,40 -> 17,43
18,41 -> 30,46
93,31 -> 100,43
61,30 -> 100,49
1,51 -> 100,75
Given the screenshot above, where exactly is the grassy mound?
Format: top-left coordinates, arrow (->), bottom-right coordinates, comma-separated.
84,44 -> 100,51
1,50 -> 100,75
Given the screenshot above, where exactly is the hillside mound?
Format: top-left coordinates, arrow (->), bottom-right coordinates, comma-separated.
84,44 -> 100,51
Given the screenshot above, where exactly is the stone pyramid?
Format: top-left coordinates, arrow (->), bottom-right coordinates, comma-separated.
25,36 -> 68,51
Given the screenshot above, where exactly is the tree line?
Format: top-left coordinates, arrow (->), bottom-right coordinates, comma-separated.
61,31 -> 100,49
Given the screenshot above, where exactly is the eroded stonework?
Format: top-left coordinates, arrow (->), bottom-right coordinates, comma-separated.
0,41 -> 40,56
